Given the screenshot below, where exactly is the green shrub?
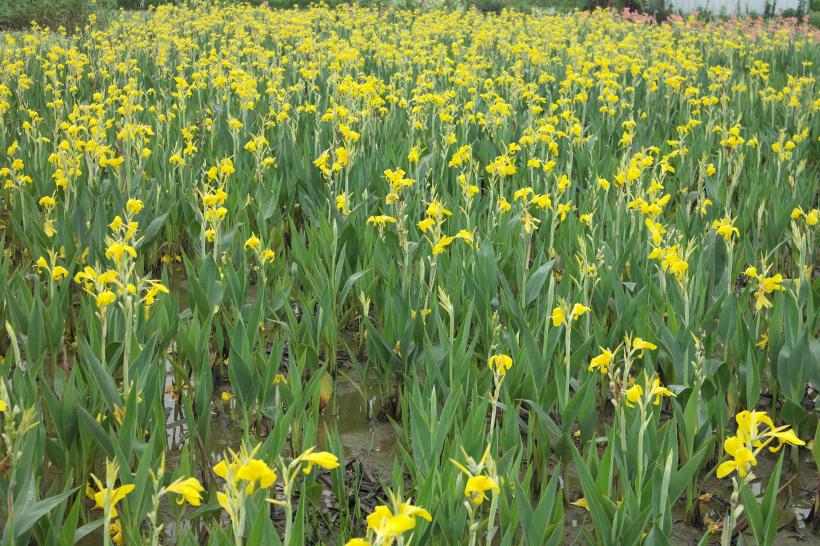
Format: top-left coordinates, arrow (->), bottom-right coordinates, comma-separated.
0,0 -> 93,30
809,9 -> 820,25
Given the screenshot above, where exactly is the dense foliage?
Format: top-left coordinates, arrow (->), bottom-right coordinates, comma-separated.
0,5 -> 818,545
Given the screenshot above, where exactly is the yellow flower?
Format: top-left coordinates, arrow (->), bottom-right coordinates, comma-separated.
105,242 -> 137,264
366,501 -> 431,541
366,505 -> 415,540
366,215 -> 396,227
91,479 -> 135,519
418,218 -> 435,233
96,291 -> 117,309
344,539 -> 371,546
109,520 -> 123,546
407,146 -> 420,163
513,187 -> 533,202
625,384 -> 643,408
336,193 -> 351,216
300,451 -> 340,474
0,399 -> 6,412
556,202 -> 572,222
454,229 -> 473,245
711,217 -> 740,242
571,497 -> 589,511
551,306 -> 565,327
98,270 -> 118,285
588,348 -> 614,374
633,337 -> 657,354
217,491 -> 236,522
570,303 -> 590,320
244,234 -> 261,251
51,266 -> 69,281
125,199 -> 143,215
464,475 -> 499,505
648,378 -> 675,405
432,235 -> 455,255
716,436 -> 757,478
165,477 -> 205,506
235,459 -> 277,491
221,391 -> 233,402
39,195 -> 56,207
214,452 -> 277,493
426,200 -> 452,219
497,197 -> 511,213
530,194 -> 552,209
488,354 -> 512,376
764,427 -> 805,452
260,249 -> 276,263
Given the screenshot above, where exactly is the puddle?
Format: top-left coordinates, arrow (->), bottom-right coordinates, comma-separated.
317,376 -> 397,481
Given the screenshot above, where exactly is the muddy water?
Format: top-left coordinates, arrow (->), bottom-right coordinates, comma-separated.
316,377 -> 397,480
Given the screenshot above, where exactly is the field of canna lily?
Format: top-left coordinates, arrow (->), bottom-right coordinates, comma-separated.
0,3 -> 818,545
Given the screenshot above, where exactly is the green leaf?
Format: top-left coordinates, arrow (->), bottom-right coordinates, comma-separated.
78,338 -> 121,411
13,487 -> 79,539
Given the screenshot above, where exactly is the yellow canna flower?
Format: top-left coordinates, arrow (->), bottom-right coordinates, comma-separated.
336,193 -> 351,216
366,215 -> 396,228
551,306 -> 565,327
632,337 -> 657,354
367,505 -> 415,539
300,451 -> 340,474
91,479 -> 135,519
418,218 -> 435,233
497,197 -> 511,213
217,491 -> 237,523
648,378 -> 675,405
407,146 -> 420,163
513,187 -> 533,202
530,194 -> 552,209
625,384 -> 643,408
51,266 -> 69,281
165,477 -> 205,506
455,229 -> 473,245
711,217 -> 740,242
96,291 -> 117,309
426,201 -> 452,219
39,195 -> 57,207
488,354 -> 512,376
464,475 -> 499,505
570,303 -> 590,320
432,235 -> 455,255
125,199 -> 143,215
588,348 -> 614,374
244,234 -> 261,251
235,459 -> 277,491
716,436 -> 757,478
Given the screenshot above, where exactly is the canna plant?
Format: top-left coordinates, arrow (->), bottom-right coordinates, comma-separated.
0,4 -> 817,546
